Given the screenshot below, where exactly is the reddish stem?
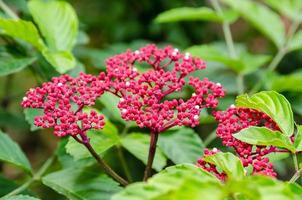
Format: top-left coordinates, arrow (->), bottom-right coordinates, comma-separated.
143,131 -> 159,181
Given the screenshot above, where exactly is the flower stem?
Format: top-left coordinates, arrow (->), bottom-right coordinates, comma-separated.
2,155 -> 55,198
143,131 -> 159,181
75,135 -> 128,186
290,168 -> 302,183
293,153 -> 299,171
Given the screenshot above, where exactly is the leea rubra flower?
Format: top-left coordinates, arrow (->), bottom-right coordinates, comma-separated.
21,73 -> 107,137
105,44 -> 225,133
213,105 -> 279,177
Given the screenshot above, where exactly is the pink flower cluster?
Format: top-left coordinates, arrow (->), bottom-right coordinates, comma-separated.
197,106 -> 280,179
21,73 -> 106,137
106,44 -> 225,133
21,44 -> 224,137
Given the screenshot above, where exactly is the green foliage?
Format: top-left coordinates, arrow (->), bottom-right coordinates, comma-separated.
294,125 -> 302,151
155,7 -> 222,23
66,121 -> 120,160
223,0 -> 286,47
187,43 -> 271,75
121,133 -> 167,171
4,195 -> 40,200
28,0 -> 78,73
204,152 -> 245,179
233,127 -> 295,152
0,57 -> 36,76
271,70 -> 302,92
264,0 -> 302,22
236,91 -> 294,137
0,18 -> 45,50
112,164 -> 221,200
42,167 -> 121,200
0,131 -> 31,173
23,108 -> 43,131
158,127 -> 204,164
288,31 -> 302,51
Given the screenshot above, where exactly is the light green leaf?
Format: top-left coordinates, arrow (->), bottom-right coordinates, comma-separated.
155,7 -> 222,23
112,164 -> 221,200
233,127 -> 295,152
223,0 -> 285,47
28,0 -> 78,51
41,50 -> 76,74
4,195 -> 40,200
294,125 -> 302,151
158,128 -> 204,164
236,91 -> 294,136
28,0 -> 78,73
0,56 -> 36,76
42,167 -> 121,200
204,152 -> 244,179
66,120 -> 120,160
288,31 -> 302,52
0,131 -> 31,173
23,108 -> 43,131
264,0 -> 302,22
187,43 -> 270,75
121,133 -> 167,171
271,70 -> 302,92
0,18 -> 45,50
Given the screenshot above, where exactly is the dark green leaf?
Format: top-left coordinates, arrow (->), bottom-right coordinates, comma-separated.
233,127 -> 295,152
158,128 -> 204,164
4,195 -> 40,200
42,167 -> 121,200
121,133 -> 167,171
236,91 -> 294,136
204,152 -> 245,179
223,0 -> 285,47
0,131 -> 32,172
0,56 -> 36,76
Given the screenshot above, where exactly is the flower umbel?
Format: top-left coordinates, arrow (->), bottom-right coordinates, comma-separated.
21,73 -> 107,137
106,44 -> 225,133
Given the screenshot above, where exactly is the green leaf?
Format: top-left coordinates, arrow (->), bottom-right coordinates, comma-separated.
264,0 -> 302,22
0,18 -> 45,50
158,128 -> 204,164
42,166 -> 121,200
288,31 -> 302,52
236,91 -> 294,137
4,195 -> 40,200
0,131 -> 31,173
294,125 -> 302,151
233,127 -> 295,152
0,109 -> 28,130
28,0 -> 78,73
66,120 -> 120,160
28,0 -> 78,51
223,0 -> 285,47
0,56 -> 36,76
154,7 -> 222,23
23,108 -> 43,131
98,93 -> 125,124
204,152 -> 244,179
0,175 -> 30,196
112,164 -> 221,200
271,70 -> 302,92
187,43 -> 270,75
121,133 -> 167,171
